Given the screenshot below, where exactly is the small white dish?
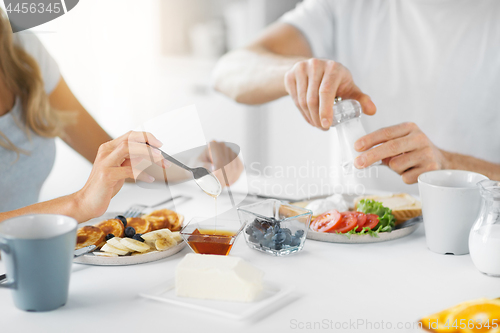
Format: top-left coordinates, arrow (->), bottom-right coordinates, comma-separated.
139,279 -> 294,321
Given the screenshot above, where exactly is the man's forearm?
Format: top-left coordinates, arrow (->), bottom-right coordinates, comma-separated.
442,150 -> 500,180
212,46 -> 306,104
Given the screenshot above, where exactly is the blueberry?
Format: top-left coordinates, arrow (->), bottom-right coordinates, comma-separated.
284,232 -> 292,245
252,228 -> 265,240
295,229 -> 305,238
263,232 -> 273,242
125,226 -> 136,238
105,233 -> 115,241
272,241 -> 283,250
291,236 -> 301,247
133,234 -> 144,242
245,225 -> 254,236
115,215 -> 127,228
262,240 -> 273,249
265,225 -> 274,235
248,235 -> 258,243
272,231 -> 286,244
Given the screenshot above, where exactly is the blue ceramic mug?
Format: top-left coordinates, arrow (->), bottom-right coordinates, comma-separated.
0,214 -> 77,311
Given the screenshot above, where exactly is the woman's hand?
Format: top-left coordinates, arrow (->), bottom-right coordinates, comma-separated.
284,59 -> 376,130
74,131 -> 169,221
195,141 -> 244,187
353,122 -> 448,184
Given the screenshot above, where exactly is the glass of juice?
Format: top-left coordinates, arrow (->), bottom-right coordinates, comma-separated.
180,217 -> 245,256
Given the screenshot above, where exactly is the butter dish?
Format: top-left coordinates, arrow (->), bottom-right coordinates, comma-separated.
139,279 -> 294,321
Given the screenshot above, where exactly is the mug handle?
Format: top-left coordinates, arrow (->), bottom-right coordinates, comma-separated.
0,240 -> 16,289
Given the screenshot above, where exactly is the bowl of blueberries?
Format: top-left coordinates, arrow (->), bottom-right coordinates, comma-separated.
237,199 -> 312,256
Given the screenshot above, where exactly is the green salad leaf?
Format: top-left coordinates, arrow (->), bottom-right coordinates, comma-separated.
344,226 -> 380,238
355,199 -> 396,235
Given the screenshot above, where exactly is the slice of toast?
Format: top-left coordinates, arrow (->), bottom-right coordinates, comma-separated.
354,193 -> 421,225
76,226 -> 106,250
126,217 -> 152,234
94,219 -> 125,238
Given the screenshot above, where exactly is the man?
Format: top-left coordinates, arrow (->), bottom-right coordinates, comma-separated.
212,0 -> 500,192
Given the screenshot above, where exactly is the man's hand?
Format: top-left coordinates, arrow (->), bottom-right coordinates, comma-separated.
284,59 -> 376,130
353,122 -> 448,184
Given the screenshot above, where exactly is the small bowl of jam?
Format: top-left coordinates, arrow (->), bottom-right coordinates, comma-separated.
180,217 -> 244,256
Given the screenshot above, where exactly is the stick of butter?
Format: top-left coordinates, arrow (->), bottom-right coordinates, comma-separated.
175,253 -> 264,302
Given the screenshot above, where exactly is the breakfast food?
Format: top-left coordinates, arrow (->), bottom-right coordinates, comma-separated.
245,217 -> 305,251
419,298 -> 500,333
142,229 -> 177,251
175,253 -> 264,302
126,217 -> 152,234
144,208 -> 183,231
94,219 -> 125,238
94,228 -> 180,256
186,229 -> 236,255
74,208 -> 184,257
354,193 -> 421,224
310,199 -> 396,236
305,194 -> 349,218
101,242 -> 129,256
75,226 -> 106,250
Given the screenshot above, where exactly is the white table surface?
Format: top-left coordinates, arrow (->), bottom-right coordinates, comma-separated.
1,181 -> 499,333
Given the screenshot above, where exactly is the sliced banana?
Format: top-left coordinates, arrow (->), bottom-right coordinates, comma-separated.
120,238 -> 151,252
101,243 -> 129,255
93,251 -> 119,257
141,232 -> 160,248
171,231 -> 182,243
157,228 -> 174,238
155,235 -> 176,251
107,237 -> 130,251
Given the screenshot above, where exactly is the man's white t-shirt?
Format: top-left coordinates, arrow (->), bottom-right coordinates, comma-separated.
281,0 -> 500,194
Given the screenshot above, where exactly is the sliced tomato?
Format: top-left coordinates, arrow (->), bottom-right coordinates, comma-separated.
310,210 -> 341,233
363,214 -> 379,230
353,212 -> 367,232
329,212 -> 358,233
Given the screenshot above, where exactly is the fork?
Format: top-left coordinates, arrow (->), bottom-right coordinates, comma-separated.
123,195 -> 183,218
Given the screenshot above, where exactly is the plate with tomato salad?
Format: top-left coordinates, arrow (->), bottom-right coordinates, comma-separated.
306,199 -> 420,244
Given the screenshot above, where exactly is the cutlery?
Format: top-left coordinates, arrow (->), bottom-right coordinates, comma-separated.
124,195 -> 184,217
0,245 -> 96,283
73,245 -> 96,257
147,144 -> 222,197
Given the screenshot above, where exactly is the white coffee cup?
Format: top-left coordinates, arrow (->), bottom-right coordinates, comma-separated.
418,170 -> 488,255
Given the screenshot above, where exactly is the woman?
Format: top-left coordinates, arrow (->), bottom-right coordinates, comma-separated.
0,10 -> 242,223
